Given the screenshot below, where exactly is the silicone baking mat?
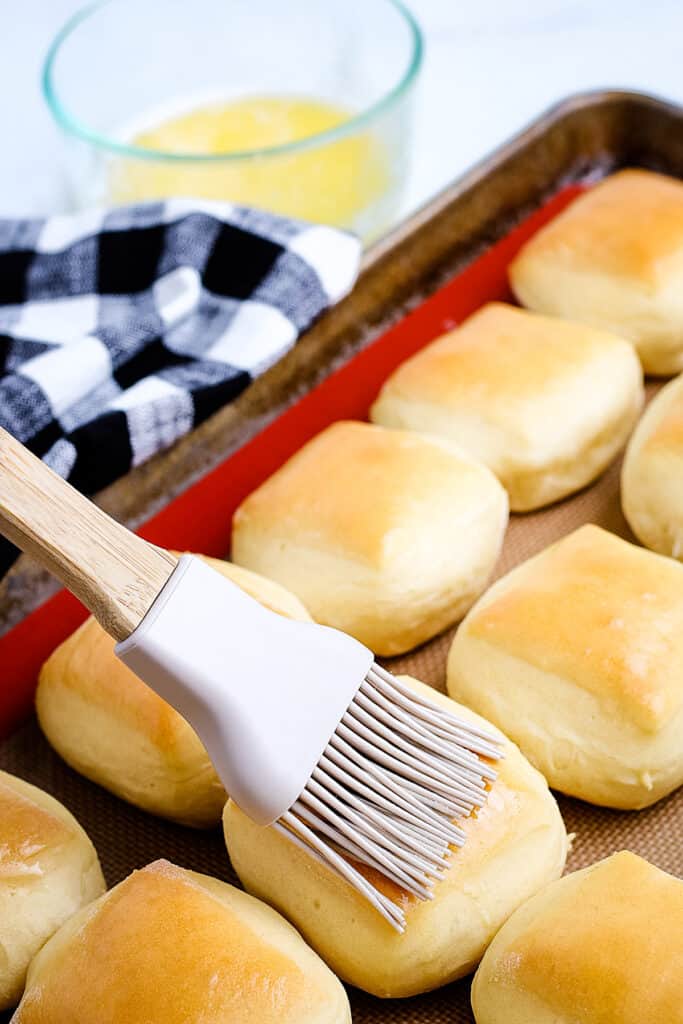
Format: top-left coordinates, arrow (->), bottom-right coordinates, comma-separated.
1,189 -> 681,1022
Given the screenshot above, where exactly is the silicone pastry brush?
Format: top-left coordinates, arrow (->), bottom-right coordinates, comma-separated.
0,426 -> 501,931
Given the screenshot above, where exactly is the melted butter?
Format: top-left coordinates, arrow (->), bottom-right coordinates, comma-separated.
110,95 -> 390,228
0,781 -> 72,880
347,772 -> 507,912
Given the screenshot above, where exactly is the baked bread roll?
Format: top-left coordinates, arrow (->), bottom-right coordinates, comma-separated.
232,421 -> 508,655
224,677 -> 568,998
370,302 -> 643,510
509,169 -> 683,375
471,851 -> 683,1024
12,859 -> 350,1024
447,524 -> 683,809
36,554 -> 311,827
0,770 -> 105,1011
622,372 -> 683,558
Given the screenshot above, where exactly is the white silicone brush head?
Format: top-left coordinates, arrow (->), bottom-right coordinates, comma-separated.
116,555 -> 501,931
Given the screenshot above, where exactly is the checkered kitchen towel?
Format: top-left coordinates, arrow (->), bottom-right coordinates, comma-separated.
0,199 -> 361,578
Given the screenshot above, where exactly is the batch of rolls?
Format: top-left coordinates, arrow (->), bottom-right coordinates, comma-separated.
3,168 -> 683,1023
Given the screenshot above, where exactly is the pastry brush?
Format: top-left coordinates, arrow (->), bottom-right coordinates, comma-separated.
0,426 -> 501,931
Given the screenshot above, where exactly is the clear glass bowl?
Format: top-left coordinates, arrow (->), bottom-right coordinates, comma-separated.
43,0 -> 422,240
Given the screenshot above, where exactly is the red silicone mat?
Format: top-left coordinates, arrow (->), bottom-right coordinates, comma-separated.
1,183 -> 681,1024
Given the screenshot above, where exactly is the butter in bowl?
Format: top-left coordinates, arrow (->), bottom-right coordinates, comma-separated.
43,0 -> 423,240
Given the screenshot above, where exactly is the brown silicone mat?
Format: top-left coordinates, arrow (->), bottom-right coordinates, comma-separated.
1,389 -> 681,1023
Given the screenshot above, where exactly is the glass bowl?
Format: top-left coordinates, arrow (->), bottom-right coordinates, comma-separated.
43,0 -> 422,241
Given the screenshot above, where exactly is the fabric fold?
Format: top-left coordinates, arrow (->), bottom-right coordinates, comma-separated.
0,199 -> 361,577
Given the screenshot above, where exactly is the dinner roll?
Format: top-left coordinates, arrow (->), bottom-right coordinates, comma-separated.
622,372 -> 683,558
12,859 -> 350,1024
0,770 -> 105,1011
371,302 -> 643,510
471,852 -> 683,1024
232,421 -> 508,656
36,554 -> 311,827
447,524 -> 683,809
509,169 -> 683,374
224,677 -> 568,998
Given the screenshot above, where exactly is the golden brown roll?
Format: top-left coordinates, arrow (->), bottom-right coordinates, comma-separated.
370,302 -> 643,510
12,859 -> 350,1024
0,770 -> 105,1010
622,372 -> 683,558
509,169 -> 683,375
471,851 -> 683,1024
36,554 -> 311,827
447,524 -> 683,809
224,677 -> 568,998
232,421 -> 508,655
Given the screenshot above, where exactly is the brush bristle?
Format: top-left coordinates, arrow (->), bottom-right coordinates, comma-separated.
273,664 -> 502,931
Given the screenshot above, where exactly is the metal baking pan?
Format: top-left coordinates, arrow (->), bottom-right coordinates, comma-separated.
4,88 -> 683,642
1,89 -> 682,1024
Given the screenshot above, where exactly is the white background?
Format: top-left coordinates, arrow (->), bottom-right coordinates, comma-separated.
2,0 -> 683,222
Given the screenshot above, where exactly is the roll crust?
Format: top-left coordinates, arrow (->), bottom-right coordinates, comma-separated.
0,771 -> 105,1010
509,169 -> 683,375
471,852 -> 683,1024
232,421 -> 508,655
447,524 -> 683,808
36,555 -> 311,827
370,302 -> 643,510
622,372 -> 683,558
224,677 -> 567,998
12,860 -> 350,1024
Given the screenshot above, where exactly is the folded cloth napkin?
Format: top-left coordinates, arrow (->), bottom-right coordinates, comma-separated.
0,199 -> 361,578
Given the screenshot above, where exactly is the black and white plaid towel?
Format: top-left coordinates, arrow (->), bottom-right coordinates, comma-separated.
0,199 -> 361,578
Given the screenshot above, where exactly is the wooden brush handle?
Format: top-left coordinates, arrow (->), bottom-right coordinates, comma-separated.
0,427 -> 177,641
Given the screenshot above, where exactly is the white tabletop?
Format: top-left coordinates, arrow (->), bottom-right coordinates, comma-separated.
2,0 -> 683,222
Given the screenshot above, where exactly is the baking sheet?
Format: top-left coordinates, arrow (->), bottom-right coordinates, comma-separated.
2,410 -> 681,1024
2,91 -> 683,1021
